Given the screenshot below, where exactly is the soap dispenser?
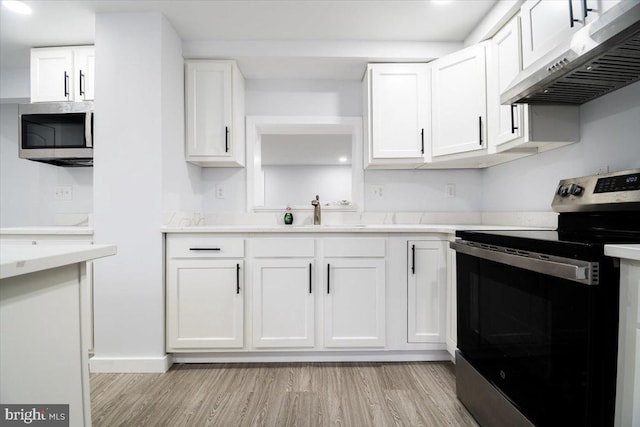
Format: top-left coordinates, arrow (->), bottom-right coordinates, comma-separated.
284,205 -> 294,225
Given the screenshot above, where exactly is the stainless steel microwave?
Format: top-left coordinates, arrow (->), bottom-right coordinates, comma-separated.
19,102 -> 94,167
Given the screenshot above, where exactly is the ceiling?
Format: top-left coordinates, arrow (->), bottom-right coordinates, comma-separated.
0,0 -> 498,79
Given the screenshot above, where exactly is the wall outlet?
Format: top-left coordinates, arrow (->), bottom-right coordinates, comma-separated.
371,185 -> 384,199
54,186 -> 73,201
596,165 -> 610,175
215,183 -> 225,199
445,183 -> 456,198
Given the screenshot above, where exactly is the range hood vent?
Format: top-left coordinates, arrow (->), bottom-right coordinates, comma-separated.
502,1 -> 640,105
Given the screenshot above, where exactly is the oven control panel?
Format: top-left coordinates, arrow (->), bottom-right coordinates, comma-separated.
552,168 -> 640,212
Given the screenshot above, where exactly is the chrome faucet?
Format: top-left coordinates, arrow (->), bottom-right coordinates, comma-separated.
311,195 -> 321,225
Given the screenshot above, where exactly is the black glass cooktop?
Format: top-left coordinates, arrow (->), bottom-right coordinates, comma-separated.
457,210 -> 640,260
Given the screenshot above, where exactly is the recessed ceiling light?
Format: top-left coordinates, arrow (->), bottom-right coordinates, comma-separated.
338,157 -> 348,163
2,0 -> 32,15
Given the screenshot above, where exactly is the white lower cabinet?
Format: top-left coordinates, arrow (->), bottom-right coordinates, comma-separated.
167,259 -> 244,350
324,258 -> 386,347
407,241 -> 447,343
165,233 -> 454,359
166,235 -> 245,351
323,239 -> 386,348
252,259 -> 315,348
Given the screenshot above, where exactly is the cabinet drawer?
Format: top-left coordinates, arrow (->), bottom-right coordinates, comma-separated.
323,238 -> 385,258
167,236 -> 244,258
253,239 -> 314,258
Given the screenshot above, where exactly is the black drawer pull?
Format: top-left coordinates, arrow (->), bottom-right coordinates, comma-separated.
309,263 -> 312,294
327,264 -> 330,294
189,247 -> 221,251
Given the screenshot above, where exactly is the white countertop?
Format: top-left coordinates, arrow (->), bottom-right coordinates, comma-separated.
0,226 -> 93,235
604,244 -> 640,262
161,224 -> 546,234
0,244 -> 116,279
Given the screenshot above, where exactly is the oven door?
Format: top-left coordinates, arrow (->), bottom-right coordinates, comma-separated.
453,241 -> 618,427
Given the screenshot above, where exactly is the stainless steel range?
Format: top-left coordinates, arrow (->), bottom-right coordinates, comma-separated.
451,169 -> 640,427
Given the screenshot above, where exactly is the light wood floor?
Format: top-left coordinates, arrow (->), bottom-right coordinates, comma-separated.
90,362 -> 478,427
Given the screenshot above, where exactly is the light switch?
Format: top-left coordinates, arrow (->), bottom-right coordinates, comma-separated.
445,183 -> 456,198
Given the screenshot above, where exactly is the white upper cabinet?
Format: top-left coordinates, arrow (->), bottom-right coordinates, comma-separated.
487,15 -> 580,153
520,0 -> 621,69
73,47 -> 95,102
184,60 -> 245,167
489,17 -> 524,146
30,46 -> 94,103
431,43 -> 487,157
363,63 -> 430,168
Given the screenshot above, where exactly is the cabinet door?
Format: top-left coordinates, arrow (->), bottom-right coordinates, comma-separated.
252,259 -> 315,348
185,61 -> 233,158
370,64 -> 429,160
167,259 -> 243,349
74,47 -> 95,101
521,0 -> 583,69
324,258 -> 385,347
489,17 -> 524,148
407,241 -> 447,343
30,48 -> 73,102
432,43 -> 487,157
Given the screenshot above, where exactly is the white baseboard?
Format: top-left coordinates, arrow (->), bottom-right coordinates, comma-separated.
89,354 -> 173,373
172,350 -> 452,364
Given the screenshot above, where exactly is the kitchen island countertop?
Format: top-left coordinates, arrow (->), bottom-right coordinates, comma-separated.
0,244 -> 116,279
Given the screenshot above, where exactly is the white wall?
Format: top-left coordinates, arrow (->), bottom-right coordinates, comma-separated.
92,12 -> 182,371
263,165 -> 352,207
0,67 -> 29,100
364,169 -> 483,212
483,81 -> 640,211
0,103 -> 93,227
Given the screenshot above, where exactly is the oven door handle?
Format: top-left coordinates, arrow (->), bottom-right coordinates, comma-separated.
450,240 -> 598,285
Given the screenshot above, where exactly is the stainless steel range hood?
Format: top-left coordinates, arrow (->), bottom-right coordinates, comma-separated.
502,1 -> 640,105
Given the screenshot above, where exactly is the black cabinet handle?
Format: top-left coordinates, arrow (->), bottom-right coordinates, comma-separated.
411,244 -> 416,275
478,116 -> 483,145
225,126 -> 229,152
189,247 -> 221,251
309,263 -> 312,294
327,264 -> 330,294
510,104 -> 519,134
236,263 -> 240,294
582,0 -> 592,18
79,70 -> 85,96
421,128 -> 424,154
568,0 -> 580,27
64,71 -> 69,98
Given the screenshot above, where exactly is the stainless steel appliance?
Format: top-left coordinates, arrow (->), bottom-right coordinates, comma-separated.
19,102 -> 94,167
451,169 -> 640,426
502,1 -> 640,105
